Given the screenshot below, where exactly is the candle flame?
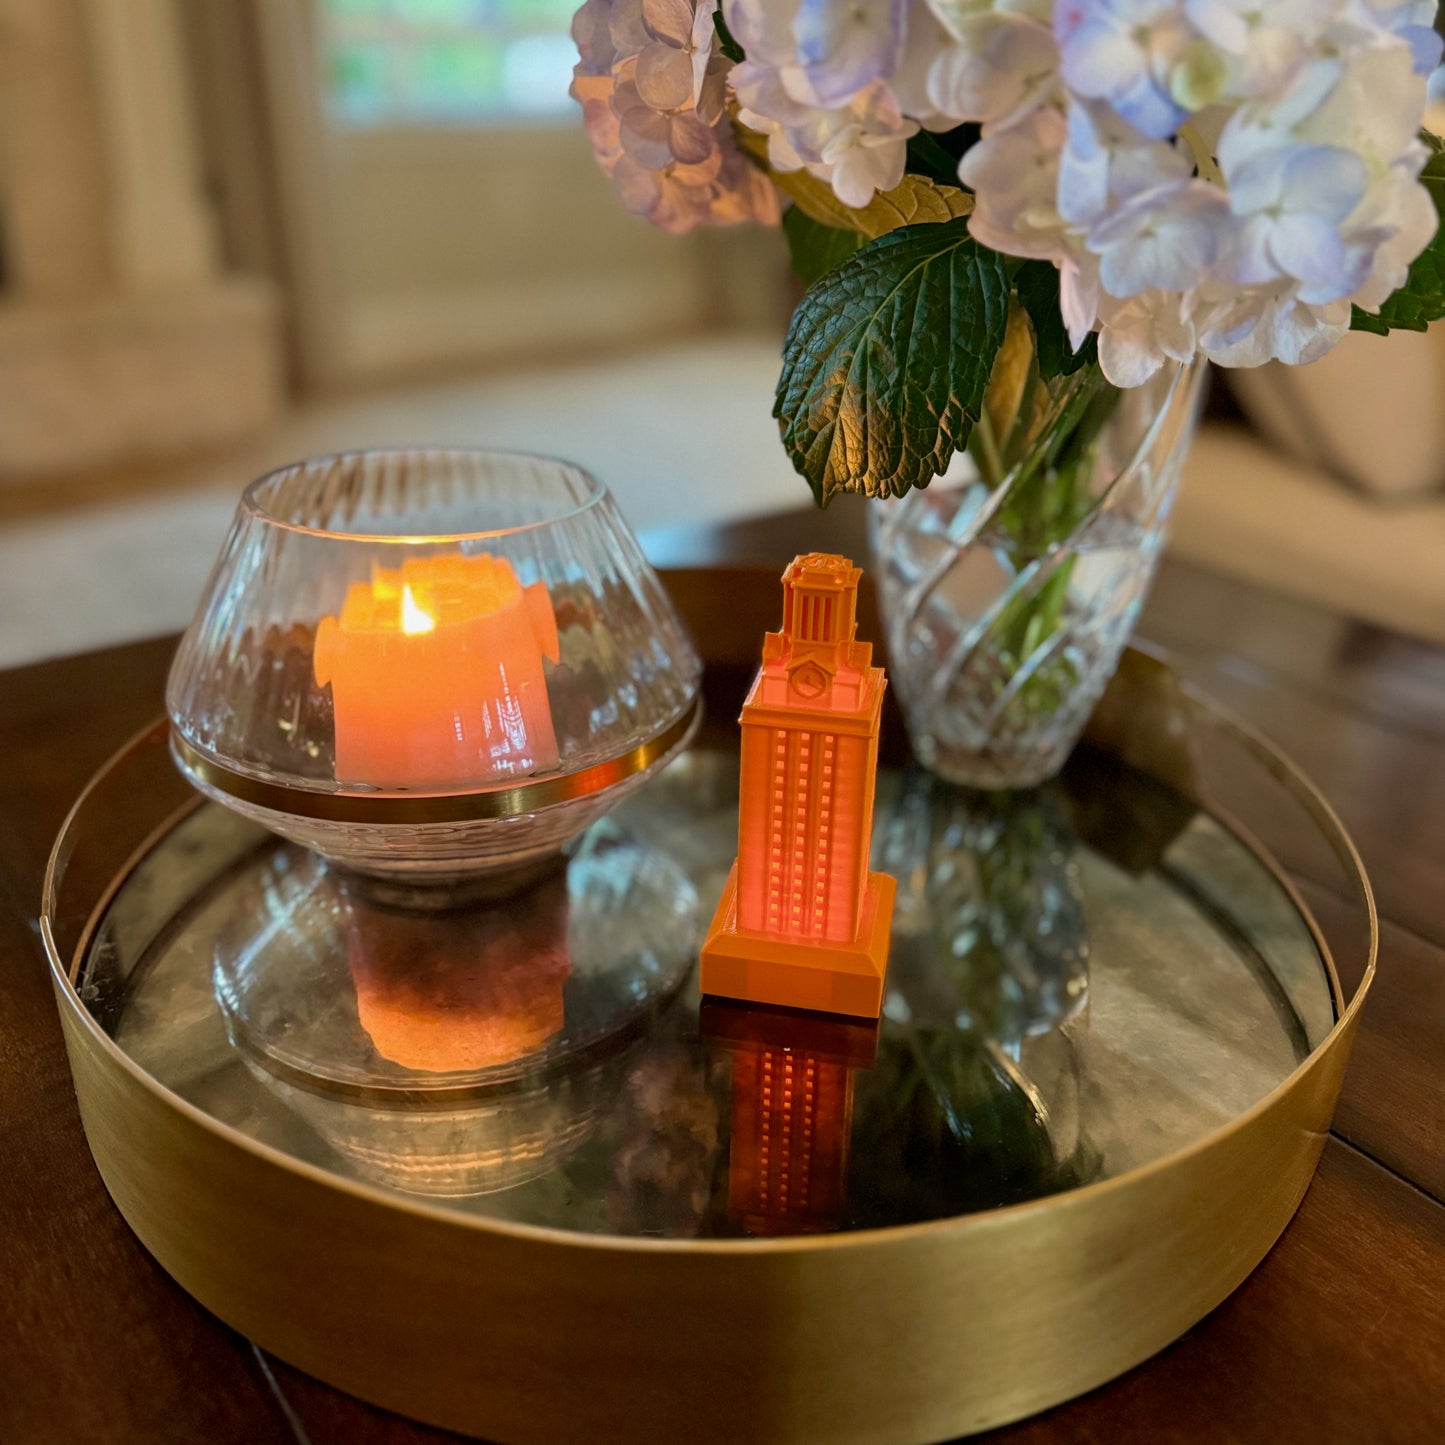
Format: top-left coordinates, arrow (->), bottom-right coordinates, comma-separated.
400,584 -> 436,635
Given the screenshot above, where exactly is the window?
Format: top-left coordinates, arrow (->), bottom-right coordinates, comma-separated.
322,0 -> 579,126
222,0 -> 782,384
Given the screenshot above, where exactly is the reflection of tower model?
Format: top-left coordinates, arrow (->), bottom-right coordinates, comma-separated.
701,554 -> 896,1018
729,1042 -> 854,1234
702,997 -> 881,1236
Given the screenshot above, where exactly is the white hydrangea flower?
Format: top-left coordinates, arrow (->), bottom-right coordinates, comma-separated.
1350,160 -> 1440,308
1057,100 -> 1191,230
1198,283 -> 1352,366
725,0 -> 920,206
1088,181 -> 1233,297
960,106 -> 1072,257
1055,0 -> 1193,140
926,11 -> 1060,127
795,0 -> 910,106
570,0 -> 779,233
571,0 -> 1443,383
1220,143 -> 1373,301
919,0 -> 1442,382
1098,287 -> 1200,385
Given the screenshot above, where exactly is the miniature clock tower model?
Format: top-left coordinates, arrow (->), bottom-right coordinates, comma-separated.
700,553 -> 895,1018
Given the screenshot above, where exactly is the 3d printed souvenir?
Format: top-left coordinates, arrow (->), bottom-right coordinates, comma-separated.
700,554 -> 895,1017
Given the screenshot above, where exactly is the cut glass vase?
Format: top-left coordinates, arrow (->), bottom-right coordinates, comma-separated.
869,364 -> 1206,789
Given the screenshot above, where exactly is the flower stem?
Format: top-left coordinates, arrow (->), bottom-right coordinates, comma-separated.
972,352 -> 1121,723
972,410 -> 1007,489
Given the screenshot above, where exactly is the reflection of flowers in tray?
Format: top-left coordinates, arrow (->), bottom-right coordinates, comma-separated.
847,1024 -> 1098,1227
606,1043 -> 727,1238
600,988 -> 1095,1239
213,826 -> 700,1198
876,767 -> 1090,1045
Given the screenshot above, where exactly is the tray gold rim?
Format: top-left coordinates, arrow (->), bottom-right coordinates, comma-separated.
41,647 -> 1377,1444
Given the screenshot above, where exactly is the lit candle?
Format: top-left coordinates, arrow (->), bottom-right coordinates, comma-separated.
314,553 -> 560,788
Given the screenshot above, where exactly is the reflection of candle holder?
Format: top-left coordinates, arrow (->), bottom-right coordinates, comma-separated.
701,998 -> 879,1236
213,824 -> 700,1197
166,449 -> 701,877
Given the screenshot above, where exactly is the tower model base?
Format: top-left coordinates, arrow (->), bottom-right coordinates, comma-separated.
699,862 -> 896,1019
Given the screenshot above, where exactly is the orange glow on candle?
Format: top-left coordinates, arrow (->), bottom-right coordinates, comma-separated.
313,553 -> 560,788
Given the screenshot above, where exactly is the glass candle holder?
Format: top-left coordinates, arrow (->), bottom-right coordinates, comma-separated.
167,449 -> 702,877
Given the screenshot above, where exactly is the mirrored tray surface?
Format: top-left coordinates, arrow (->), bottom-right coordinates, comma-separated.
78,740 -> 1339,1234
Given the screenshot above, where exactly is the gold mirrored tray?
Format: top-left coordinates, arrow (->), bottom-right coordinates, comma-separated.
43,649 -> 1375,1445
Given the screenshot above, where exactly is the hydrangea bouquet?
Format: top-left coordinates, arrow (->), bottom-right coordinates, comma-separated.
572,0 -> 1445,779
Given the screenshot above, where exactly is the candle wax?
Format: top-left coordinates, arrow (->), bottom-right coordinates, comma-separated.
314,553 -> 560,788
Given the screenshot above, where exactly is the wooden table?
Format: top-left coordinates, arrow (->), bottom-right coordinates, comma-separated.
3,505 -> 1443,1444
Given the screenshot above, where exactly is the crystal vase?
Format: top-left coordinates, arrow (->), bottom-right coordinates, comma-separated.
869,363 -> 1206,789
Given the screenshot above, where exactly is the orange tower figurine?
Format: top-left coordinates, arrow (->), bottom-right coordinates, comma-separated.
700,553 -> 895,1018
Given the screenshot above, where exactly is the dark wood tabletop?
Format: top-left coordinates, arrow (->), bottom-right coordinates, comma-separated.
2,502 -> 1443,1445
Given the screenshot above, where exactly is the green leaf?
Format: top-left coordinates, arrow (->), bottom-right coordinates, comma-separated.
905,133 -> 961,186
1013,260 -> 1098,377
1349,307 -> 1393,337
782,205 -> 862,286
1351,129 -> 1445,335
775,217 -> 1011,505
711,10 -> 744,63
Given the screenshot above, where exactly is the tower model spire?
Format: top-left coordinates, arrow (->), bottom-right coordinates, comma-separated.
700,553 -> 896,1018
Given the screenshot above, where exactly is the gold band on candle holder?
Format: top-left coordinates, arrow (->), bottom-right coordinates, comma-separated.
170,697 -> 702,825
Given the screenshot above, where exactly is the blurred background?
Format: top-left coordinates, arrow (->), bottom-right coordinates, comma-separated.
1,0 -> 1443,667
